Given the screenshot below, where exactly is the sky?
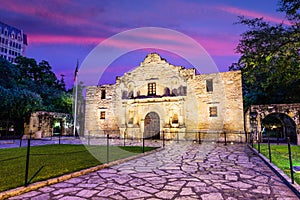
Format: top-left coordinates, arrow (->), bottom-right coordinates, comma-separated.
0,0 -> 290,88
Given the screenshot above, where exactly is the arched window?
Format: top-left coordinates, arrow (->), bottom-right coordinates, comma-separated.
127,82 -> 135,98
128,91 -> 133,99
17,34 -> 21,41
163,87 -> 170,96
4,28 -> 8,36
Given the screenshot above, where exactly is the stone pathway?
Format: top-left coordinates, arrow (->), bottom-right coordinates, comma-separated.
8,143 -> 299,199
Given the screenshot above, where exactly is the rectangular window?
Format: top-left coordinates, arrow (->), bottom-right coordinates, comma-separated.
100,111 -> 105,119
101,89 -> 106,99
148,83 -> 156,96
206,79 -> 213,92
209,106 -> 218,117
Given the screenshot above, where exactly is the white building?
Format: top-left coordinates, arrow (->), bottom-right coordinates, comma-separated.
0,21 -> 27,63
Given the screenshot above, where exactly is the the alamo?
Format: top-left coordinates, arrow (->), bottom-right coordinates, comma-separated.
84,53 -> 244,142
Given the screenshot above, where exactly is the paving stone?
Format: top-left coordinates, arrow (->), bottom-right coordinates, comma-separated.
164,185 -> 181,190
76,183 -> 98,188
13,191 -> 40,198
60,196 -> 86,200
155,190 -> 177,199
136,185 -> 159,194
227,181 -> 253,189
201,192 -> 224,200
38,187 -> 55,193
225,174 -> 238,181
106,183 -> 133,191
97,188 -> 119,197
186,181 -> 206,187
180,187 -> 195,196
52,188 -> 82,195
121,189 -> 152,199
76,189 -> 99,198
65,178 -> 84,184
52,182 -> 74,188
31,193 -> 50,200
52,194 -> 64,199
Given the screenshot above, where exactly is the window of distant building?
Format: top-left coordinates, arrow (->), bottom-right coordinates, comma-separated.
100,111 -> 105,119
209,106 -> 218,117
101,89 -> 106,99
206,79 -> 213,92
148,83 -> 156,96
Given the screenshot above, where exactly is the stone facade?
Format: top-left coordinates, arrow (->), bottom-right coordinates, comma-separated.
24,111 -> 73,138
85,53 -> 244,141
245,103 -> 300,144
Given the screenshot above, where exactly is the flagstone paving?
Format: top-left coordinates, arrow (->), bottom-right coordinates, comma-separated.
8,143 -> 299,199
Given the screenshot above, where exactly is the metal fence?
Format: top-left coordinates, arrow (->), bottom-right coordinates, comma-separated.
247,131 -> 299,185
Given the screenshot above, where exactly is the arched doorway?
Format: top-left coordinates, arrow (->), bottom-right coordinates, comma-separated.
144,112 -> 160,139
262,113 -> 297,144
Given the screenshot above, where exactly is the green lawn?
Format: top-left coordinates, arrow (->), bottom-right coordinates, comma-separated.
253,144 -> 300,184
0,144 -> 156,192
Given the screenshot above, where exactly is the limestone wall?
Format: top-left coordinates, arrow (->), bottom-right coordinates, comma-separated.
24,111 -> 72,138
84,53 -> 244,141
187,71 -> 244,132
85,85 -> 119,136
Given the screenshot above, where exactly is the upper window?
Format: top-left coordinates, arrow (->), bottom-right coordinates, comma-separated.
100,111 -> 105,119
101,89 -> 106,99
209,106 -> 218,117
206,79 -> 213,92
148,83 -> 156,96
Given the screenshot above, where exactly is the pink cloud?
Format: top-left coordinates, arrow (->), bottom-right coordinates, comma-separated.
0,0 -> 97,26
28,34 -> 104,44
29,30 -> 237,57
108,31 -> 237,56
218,5 -> 291,26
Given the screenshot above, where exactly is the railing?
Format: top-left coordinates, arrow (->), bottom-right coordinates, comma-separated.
247,131 -> 299,185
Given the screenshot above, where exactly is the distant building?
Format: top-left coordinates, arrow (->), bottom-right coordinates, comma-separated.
0,21 -> 27,63
85,53 -> 245,142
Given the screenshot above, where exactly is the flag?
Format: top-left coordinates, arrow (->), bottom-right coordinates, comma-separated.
74,59 -> 79,82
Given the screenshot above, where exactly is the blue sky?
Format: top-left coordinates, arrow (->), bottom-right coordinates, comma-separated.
0,0 -> 290,88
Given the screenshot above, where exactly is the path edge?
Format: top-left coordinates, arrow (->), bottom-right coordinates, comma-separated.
0,147 -> 163,199
247,144 -> 300,198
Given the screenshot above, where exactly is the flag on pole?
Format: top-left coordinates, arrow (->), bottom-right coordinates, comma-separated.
74,59 -> 79,82
73,59 -> 79,136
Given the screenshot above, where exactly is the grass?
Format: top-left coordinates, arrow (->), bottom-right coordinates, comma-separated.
253,144 -> 300,184
0,144 -> 157,192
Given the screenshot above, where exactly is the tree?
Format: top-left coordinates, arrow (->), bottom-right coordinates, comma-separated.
0,56 -> 73,118
14,56 -> 72,113
278,0 -> 300,22
0,58 -> 20,88
230,0 -> 300,108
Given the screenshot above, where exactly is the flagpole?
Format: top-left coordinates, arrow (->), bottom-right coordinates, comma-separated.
73,60 -> 79,137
